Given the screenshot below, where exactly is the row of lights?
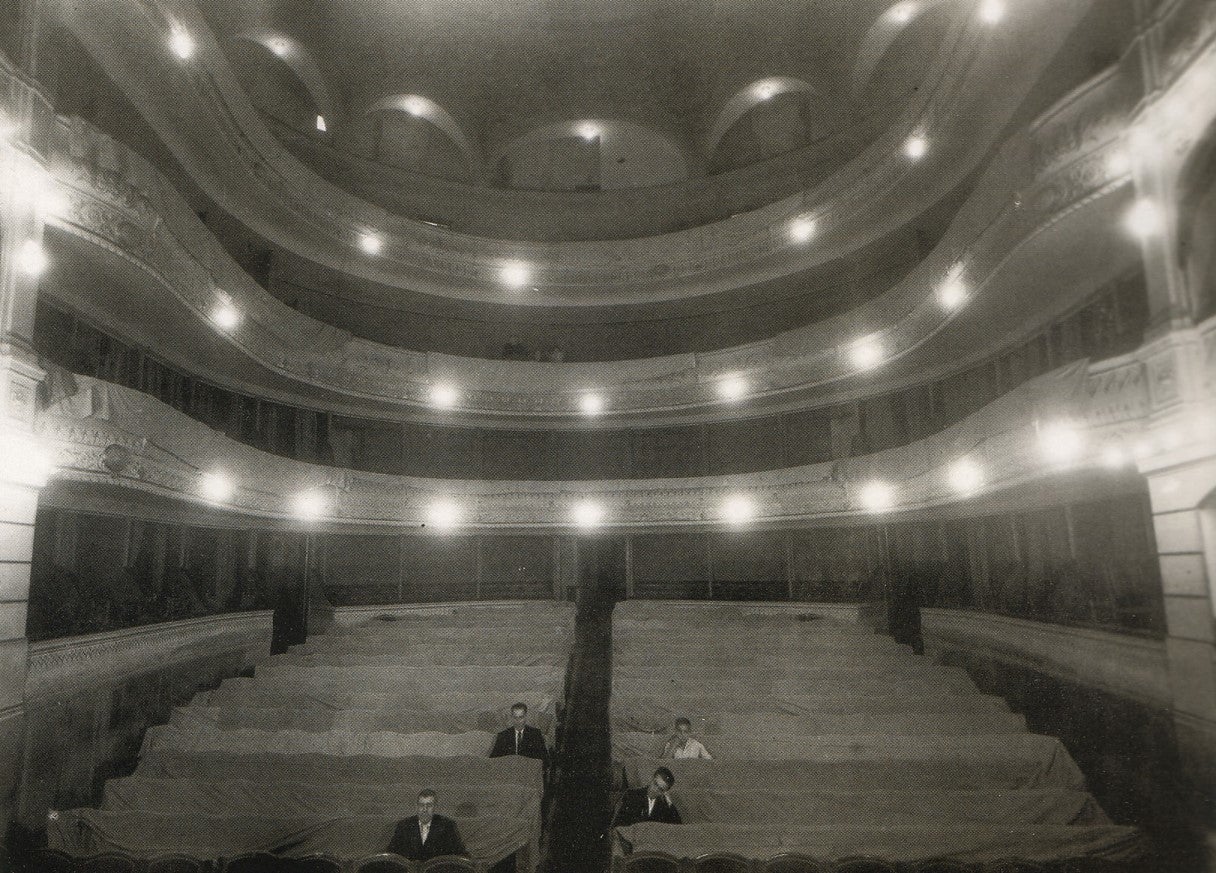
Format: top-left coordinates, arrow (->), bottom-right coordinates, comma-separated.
163,16 -> 1172,421
193,421 -> 1118,524
195,413 -> 1215,522
157,10 -> 982,296
191,457 -> 978,524
163,8 -> 1162,309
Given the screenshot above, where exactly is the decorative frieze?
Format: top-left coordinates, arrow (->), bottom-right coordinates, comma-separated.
922,608 -> 1171,708
25,610 -> 273,701
28,344 -> 1199,529
17,47 -> 1152,419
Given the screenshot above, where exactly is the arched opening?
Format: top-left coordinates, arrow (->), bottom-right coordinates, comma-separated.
493,119 -> 689,191
226,38 -> 315,132
1176,124 -> 1216,322
352,94 -> 480,183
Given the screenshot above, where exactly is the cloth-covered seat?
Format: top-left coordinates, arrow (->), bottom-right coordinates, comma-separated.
350,853 -> 414,873
146,855 -> 211,873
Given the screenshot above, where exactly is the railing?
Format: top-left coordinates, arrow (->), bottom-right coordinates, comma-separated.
31,347 -> 1176,529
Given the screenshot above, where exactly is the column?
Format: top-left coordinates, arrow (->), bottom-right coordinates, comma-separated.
1124,4 -> 1216,808
0,50 -> 53,829
1143,453 -> 1216,799
623,535 -> 634,600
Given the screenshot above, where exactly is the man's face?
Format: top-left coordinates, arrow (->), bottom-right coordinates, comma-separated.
417,794 -> 435,824
647,774 -> 671,801
675,722 -> 691,744
511,708 -> 527,728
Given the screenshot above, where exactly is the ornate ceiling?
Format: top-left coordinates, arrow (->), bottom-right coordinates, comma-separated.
195,0 -> 916,179
23,0 -> 1186,426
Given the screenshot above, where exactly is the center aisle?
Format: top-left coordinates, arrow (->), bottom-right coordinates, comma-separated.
543,587 -> 617,873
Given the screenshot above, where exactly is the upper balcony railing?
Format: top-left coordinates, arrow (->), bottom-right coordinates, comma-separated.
26,45 -> 1147,421
40,0 -> 1096,305
32,311 -> 1216,530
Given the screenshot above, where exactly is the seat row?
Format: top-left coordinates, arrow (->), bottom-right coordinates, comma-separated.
608,602 -> 1141,868
613,851 -> 1141,872
23,848 -> 484,872
45,602 -> 575,867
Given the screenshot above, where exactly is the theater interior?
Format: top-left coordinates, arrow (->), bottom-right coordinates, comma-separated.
0,0 -> 1215,870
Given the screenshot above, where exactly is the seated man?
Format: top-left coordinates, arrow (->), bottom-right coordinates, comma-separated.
661,717 -> 713,759
612,766 -> 682,827
489,702 -> 550,771
386,788 -> 469,861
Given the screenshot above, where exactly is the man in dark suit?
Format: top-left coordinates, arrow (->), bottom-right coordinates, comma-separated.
489,702 -> 549,772
386,789 -> 469,861
612,766 -> 682,827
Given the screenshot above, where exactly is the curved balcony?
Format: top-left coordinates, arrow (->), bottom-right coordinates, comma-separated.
35,53 -> 1144,423
33,318 -> 1214,530
259,106 -> 893,244
42,0 -> 1094,306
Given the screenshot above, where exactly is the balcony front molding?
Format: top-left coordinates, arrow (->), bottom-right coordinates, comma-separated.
41,0 -> 1089,306
30,326 -> 1215,531
922,608 -> 1171,709
24,610 -> 273,701
29,52 -> 1150,424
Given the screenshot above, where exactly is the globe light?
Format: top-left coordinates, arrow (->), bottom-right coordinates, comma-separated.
939,267 -> 967,310
359,233 -> 383,255
199,471 -> 234,502
427,499 -> 463,530
850,336 -> 884,370
211,301 -> 241,331
572,500 -> 604,528
1101,444 -> 1127,469
859,480 -> 896,512
501,261 -> 530,289
904,134 -> 928,160
292,490 -> 324,519
789,215 -> 816,244
717,375 -> 748,402
1038,420 -> 1085,464
947,458 -> 984,495
169,30 -> 196,60
580,393 -> 605,416
401,95 -> 430,117
430,384 -> 459,408
721,495 -> 756,525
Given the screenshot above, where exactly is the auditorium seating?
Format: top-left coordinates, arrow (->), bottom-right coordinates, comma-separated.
609,603 -> 1143,871
146,856 -> 212,873
45,603 -> 574,869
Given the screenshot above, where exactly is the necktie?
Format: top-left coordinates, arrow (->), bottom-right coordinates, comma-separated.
515,729 -> 522,753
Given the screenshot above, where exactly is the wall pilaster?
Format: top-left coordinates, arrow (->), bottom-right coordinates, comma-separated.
0,21 -> 53,833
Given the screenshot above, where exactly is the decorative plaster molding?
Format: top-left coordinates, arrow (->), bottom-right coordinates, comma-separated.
29,340 -> 1201,529
30,54 -> 1145,420
922,608 -> 1171,708
42,0 -> 1087,305
25,610 -> 273,701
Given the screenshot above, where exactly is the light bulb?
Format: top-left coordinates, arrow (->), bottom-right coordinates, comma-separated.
169,30 -> 196,60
